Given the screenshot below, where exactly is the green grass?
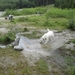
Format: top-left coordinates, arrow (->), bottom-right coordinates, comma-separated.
35,59 -> 50,75
66,66 -> 75,75
4,5 -> 75,31
0,47 -> 50,75
45,7 -> 75,19
68,19 -> 75,31
0,31 -> 15,45
24,15 -> 68,30
4,7 -> 47,16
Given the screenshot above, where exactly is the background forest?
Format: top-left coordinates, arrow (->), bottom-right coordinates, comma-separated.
0,0 -> 75,11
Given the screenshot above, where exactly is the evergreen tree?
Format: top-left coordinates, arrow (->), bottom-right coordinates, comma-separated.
54,0 -> 75,9
0,0 -> 55,10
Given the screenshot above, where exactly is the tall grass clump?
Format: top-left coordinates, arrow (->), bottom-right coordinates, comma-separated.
4,7 -> 47,16
4,9 -> 22,16
21,8 -> 36,15
0,31 -> 15,45
35,7 -> 47,14
21,7 -> 47,15
45,7 -> 75,19
66,66 -> 75,75
16,17 -> 28,22
68,18 -> 75,31
35,59 -> 50,75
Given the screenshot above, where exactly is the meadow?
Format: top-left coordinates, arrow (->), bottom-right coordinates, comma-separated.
4,5 -> 75,31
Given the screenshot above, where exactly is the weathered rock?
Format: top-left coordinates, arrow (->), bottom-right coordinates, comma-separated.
14,45 -> 23,50
0,45 -> 6,49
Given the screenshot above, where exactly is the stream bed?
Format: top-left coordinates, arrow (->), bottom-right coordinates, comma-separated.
13,29 -> 75,65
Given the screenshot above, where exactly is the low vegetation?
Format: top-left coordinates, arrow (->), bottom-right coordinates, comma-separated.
7,6 -> 75,31
22,31 -> 42,39
0,47 -> 50,75
45,7 -> 75,19
4,7 -> 47,16
60,39 -> 75,75
0,31 -> 15,45
68,19 -> 75,31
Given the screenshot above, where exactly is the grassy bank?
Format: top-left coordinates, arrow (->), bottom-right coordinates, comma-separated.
4,7 -> 47,16
6,5 -> 75,31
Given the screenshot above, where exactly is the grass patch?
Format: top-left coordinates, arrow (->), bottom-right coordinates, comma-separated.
26,15 -> 68,30
0,47 -> 31,75
16,17 -> 29,22
66,66 -> 75,75
68,19 -> 75,31
4,7 -> 47,16
0,47 -> 50,75
4,6 -> 75,31
45,7 -> 75,19
35,59 -> 50,75
0,31 -> 15,45
22,30 -> 42,39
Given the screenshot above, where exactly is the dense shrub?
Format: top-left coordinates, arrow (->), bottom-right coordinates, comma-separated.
4,7 -> 47,16
4,9 -> 21,16
66,66 -> 75,75
68,19 -> 75,31
45,8 -> 75,19
54,0 -> 75,9
17,17 -> 28,22
0,31 -> 15,45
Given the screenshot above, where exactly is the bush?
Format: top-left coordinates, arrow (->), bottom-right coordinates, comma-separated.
68,19 -> 75,31
66,66 -> 75,75
17,17 -> 28,22
0,31 -> 15,45
45,8 -> 75,19
4,9 -> 21,16
4,7 -> 47,16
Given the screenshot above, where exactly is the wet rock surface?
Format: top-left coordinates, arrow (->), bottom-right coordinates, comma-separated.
12,29 -> 75,67
0,45 -> 6,49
